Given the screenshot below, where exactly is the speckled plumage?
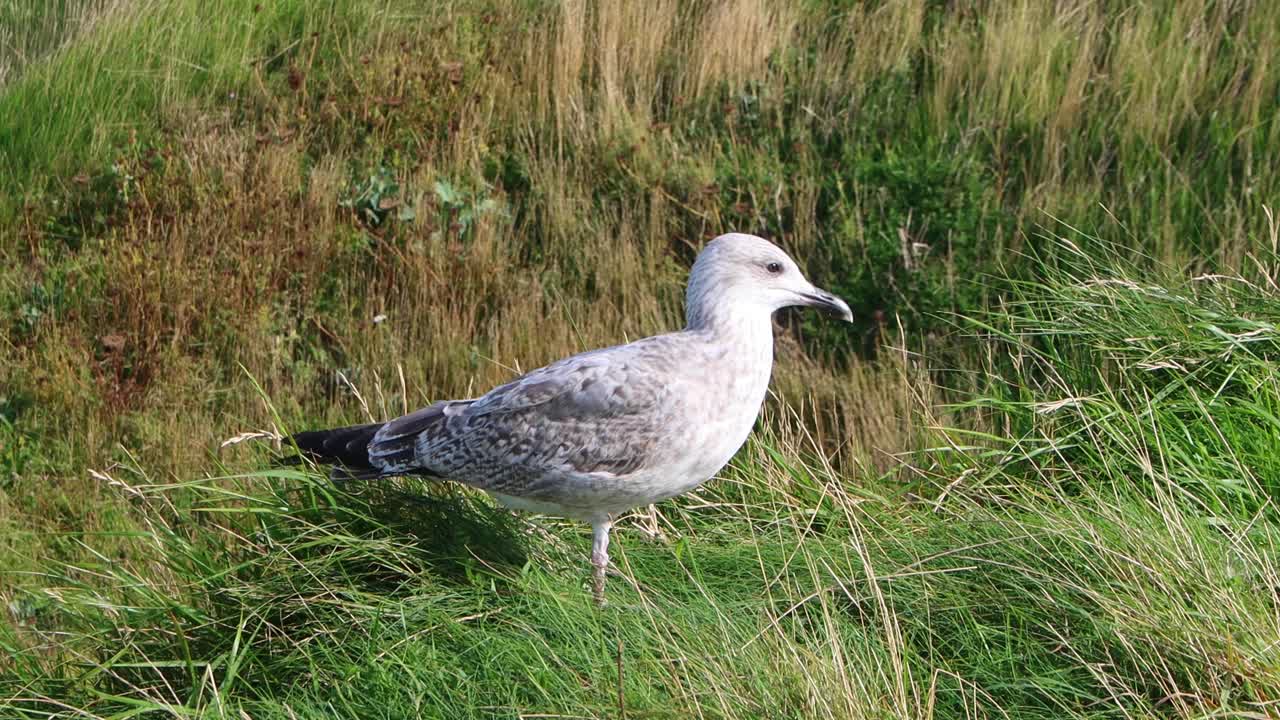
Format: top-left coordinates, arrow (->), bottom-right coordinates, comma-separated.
368,328 -> 771,518
290,233 -> 852,604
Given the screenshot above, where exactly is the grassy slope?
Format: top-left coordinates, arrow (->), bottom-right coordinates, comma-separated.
2,0 -> 1279,717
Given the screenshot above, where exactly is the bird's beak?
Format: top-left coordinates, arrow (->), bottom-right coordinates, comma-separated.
800,287 -> 853,323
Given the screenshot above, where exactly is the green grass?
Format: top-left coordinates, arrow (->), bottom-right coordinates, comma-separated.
0,0 -> 105,84
5,243 -> 1279,717
7,361 -> 1280,717
3,0 -> 1280,717
0,0 -> 376,220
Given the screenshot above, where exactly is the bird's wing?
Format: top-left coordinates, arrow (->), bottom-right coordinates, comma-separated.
468,344 -> 663,422
367,399 -> 474,473
416,336 -> 685,489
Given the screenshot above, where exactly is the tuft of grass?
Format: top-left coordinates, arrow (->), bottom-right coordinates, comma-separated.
944,229 -> 1280,515
0,0 -> 112,86
0,0 -> 377,219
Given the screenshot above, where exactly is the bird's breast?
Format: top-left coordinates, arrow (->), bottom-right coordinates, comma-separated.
644,332 -> 774,499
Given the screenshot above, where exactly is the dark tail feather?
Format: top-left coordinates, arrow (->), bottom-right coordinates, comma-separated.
281,402 -> 466,480
286,422 -> 385,475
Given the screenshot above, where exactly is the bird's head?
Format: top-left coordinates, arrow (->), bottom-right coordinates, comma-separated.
685,233 -> 853,330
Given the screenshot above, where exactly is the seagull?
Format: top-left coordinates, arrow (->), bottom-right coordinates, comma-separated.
288,233 -> 852,605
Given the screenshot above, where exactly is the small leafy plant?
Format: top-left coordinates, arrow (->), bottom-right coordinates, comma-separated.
340,166 -> 415,228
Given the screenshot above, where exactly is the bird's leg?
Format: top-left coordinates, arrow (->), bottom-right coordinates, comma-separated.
591,517 -> 613,607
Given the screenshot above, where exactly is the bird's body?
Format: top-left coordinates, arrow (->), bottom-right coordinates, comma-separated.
289,233 -> 851,604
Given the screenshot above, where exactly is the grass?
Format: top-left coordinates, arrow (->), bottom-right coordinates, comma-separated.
2,0 -> 1279,716
7,316 -> 1280,717
0,0 -> 377,216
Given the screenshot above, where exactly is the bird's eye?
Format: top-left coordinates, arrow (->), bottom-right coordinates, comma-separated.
765,261 -> 783,274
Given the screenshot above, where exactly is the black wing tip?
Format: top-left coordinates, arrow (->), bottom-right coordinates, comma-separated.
285,422 -> 384,470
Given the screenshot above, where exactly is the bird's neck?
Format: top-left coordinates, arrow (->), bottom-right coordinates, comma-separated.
683,294 -> 776,447
684,280 -> 777,370
685,299 -> 776,365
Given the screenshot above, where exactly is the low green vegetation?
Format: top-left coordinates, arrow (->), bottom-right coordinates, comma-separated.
2,0 -> 1278,717
0,0 -> 377,215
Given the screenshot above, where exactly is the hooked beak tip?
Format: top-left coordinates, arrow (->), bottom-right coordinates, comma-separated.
802,289 -> 853,323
